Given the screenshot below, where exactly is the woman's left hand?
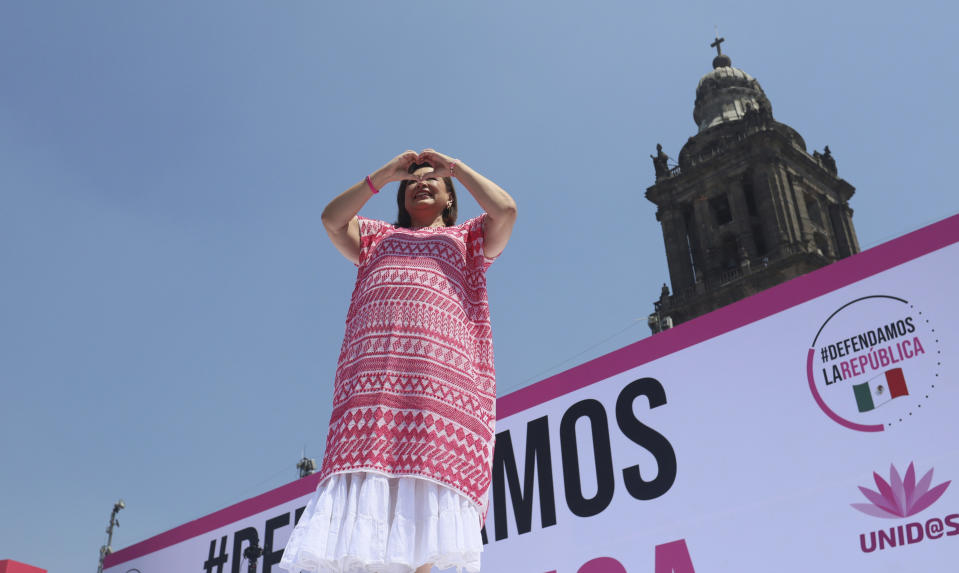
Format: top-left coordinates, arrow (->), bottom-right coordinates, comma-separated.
417,149 -> 457,178
416,148 -> 517,259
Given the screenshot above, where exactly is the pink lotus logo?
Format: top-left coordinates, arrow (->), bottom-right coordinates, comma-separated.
852,462 -> 951,518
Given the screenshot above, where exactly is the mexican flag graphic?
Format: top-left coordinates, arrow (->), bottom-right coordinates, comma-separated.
852,367 -> 909,412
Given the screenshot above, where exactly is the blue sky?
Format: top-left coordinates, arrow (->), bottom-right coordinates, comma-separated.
2,1 -> 958,570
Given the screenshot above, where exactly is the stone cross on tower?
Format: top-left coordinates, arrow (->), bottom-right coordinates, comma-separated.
710,35 -> 731,68
710,35 -> 725,56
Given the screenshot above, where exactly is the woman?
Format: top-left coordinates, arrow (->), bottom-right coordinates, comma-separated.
280,149 -> 517,573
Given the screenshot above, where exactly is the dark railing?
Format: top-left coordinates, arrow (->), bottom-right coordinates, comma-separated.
656,243 -> 819,312
718,268 -> 743,286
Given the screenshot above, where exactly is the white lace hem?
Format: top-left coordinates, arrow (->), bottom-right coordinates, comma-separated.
279,471 -> 483,573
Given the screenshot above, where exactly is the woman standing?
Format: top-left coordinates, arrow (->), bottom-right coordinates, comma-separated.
280,149 -> 517,573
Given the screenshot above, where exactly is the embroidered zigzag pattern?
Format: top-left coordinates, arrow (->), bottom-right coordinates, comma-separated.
320,216 -> 496,514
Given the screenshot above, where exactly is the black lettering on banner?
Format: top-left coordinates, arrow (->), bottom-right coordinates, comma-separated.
559,399 -> 615,517
199,506 -> 315,572
491,415 -> 557,541
616,377 -> 677,500
883,323 -> 897,340
263,513 -> 291,571
203,535 -> 229,573
230,527 -> 259,573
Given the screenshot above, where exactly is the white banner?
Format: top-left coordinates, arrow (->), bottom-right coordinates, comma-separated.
105,215 -> 959,573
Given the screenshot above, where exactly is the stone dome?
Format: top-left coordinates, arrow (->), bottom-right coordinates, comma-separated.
693,56 -> 772,132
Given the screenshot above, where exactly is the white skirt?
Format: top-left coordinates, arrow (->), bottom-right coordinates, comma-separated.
279,472 -> 484,573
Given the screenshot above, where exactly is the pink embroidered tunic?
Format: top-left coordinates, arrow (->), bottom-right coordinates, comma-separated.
318,214 -> 497,519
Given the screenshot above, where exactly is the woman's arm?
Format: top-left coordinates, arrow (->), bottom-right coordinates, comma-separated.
321,151 -> 418,264
418,149 -> 517,259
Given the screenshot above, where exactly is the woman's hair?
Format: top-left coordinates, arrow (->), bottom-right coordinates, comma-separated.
395,163 -> 457,228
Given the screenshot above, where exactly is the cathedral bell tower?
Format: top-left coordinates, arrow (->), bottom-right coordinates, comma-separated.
647,39 -> 859,333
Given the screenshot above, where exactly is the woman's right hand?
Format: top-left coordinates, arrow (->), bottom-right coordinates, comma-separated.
371,150 -> 419,188
322,150 -> 419,264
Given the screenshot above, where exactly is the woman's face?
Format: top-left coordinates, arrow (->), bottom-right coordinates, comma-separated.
403,166 -> 451,220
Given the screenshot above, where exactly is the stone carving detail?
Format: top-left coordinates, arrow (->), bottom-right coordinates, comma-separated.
813,145 -> 837,175
651,143 -> 670,178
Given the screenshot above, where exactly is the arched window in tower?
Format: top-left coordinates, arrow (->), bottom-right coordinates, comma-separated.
742,171 -> 758,217
709,194 -> 733,225
752,224 -> 768,257
720,234 -> 739,270
805,196 -> 823,228
814,232 -> 831,257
